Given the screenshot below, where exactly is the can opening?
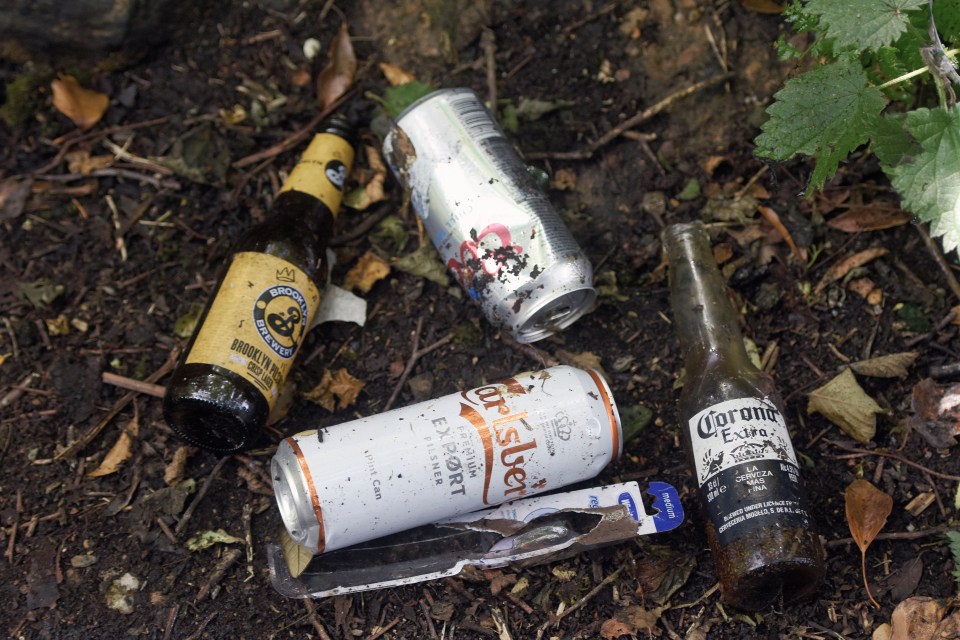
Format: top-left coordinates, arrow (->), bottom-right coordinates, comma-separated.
514,288 -> 596,343
271,456 -> 308,545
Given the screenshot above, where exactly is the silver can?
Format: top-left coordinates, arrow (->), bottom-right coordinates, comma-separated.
382,88 -> 596,343
271,365 -> 621,554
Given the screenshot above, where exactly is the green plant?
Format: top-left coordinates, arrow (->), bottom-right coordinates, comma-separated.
946,530 -> 960,587
754,0 -> 960,251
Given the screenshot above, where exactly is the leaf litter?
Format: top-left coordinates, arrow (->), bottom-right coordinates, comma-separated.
845,479 -> 894,607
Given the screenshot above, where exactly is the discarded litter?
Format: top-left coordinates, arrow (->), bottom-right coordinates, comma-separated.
382,88 -> 596,343
271,365 -> 621,554
268,480 -> 683,598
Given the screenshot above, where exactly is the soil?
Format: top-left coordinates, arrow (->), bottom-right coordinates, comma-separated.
2,1 -> 959,639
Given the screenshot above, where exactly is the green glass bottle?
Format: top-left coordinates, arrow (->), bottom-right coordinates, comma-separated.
163,115 -> 356,453
663,221 -> 825,610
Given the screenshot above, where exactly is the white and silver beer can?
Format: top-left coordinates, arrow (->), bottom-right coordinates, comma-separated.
271,365 -> 621,554
382,88 -> 597,343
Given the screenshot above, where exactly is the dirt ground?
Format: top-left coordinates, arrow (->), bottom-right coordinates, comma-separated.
2,0 -> 960,638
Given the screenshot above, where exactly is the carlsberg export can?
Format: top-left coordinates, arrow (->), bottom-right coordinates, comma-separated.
271,365 -> 621,554
382,88 -> 596,343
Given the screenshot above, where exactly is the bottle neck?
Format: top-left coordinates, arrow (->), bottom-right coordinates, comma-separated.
663,222 -> 753,368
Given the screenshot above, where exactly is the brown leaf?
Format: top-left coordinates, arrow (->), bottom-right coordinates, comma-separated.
555,349 -> 610,382
814,247 -> 888,295
51,75 -> 109,130
344,145 -> 388,211
827,207 -> 912,233
890,597 -> 960,640
343,251 -> 391,293
65,150 -> 113,175
757,205 -> 804,263
316,23 -> 356,109
849,352 -> 918,379
739,0 -> 785,14
845,479 -> 893,607
614,605 -> 665,637
88,414 -> 138,478
0,177 -> 34,222
303,368 -> 364,411
888,557 -> 923,601
379,62 -> 416,86
600,619 -> 636,639
163,445 -> 194,487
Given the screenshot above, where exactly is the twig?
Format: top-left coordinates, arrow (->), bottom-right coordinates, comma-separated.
1,372 -> 41,409
175,456 -> 230,537
535,566 -> 624,640
826,439 -> 960,481
156,517 -> 178,545
5,490 -> 21,563
526,73 -> 735,160
734,165 -> 769,200
915,222 -> 960,302
383,318 -> 454,411
196,547 -> 242,601
162,604 -> 180,640
33,116 -> 171,175
232,89 -> 358,169
184,611 -> 218,640
490,607 -> 513,640
826,523 -> 956,548
420,600 -> 440,640
330,202 -> 393,246
102,372 -> 166,398
303,598 -> 334,640
482,28 -> 497,114
366,617 -> 401,640
56,350 -> 178,459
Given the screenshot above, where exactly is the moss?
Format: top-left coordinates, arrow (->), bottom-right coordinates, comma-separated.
0,66 -> 51,128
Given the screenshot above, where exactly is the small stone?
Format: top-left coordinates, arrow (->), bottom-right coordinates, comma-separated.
70,554 -> 97,568
106,573 -> 140,614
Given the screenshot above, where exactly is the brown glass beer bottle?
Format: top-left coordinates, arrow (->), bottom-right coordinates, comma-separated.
163,115 -> 355,453
663,221 -> 825,610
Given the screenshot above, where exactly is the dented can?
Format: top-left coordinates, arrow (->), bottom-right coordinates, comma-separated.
382,88 -> 597,343
271,365 -> 621,554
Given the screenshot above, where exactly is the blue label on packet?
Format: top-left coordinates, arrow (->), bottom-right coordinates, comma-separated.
618,492 -> 640,521
648,481 -> 684,533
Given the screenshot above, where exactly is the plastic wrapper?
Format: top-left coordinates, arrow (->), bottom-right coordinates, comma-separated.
267,480 -> 683,598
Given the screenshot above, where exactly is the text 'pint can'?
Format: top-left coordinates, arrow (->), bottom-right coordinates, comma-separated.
382,88 -> 596,343
271,365 -> 622,554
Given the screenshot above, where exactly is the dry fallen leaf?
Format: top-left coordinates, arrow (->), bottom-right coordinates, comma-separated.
51,75 -> 109,130
890,596 -> 960,640
845,479 -> 894,608
849,352 -> 918,379
757,205 -> 804,262
604,605 -> 665,638
379,62 -> 416,86
826,207 -> 912,233
88,413 -> 138,478
555,349 -> 610,382
65,150 -> 113,175
280,527 -> 313,578
808,368 -> 883,443
344,251 -> 391,293
344,145 -> 388,211
814,247 -> 889,295
316,22 -> 356,109
164,445 -> 194,487
600,619 -> 636,639
0,177 -> 34,222
303,368 -> 365,411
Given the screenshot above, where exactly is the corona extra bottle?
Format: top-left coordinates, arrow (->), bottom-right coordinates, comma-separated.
163,115 -> 355,453
663,221 -> 824,610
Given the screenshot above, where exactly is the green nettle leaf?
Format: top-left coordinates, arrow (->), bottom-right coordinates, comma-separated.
803,0 -> 927,51
872,112 -> 916,166
886,107 -> 960,252
755,57 -> 887,191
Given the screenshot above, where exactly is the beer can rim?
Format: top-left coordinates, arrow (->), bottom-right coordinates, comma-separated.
512,286 -> 597,343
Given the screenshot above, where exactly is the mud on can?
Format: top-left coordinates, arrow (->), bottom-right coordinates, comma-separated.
271,365 -> 621,554
382,88 -> 597,343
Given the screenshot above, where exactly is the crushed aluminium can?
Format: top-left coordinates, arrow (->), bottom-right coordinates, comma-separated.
382,88 -> 597,343
271,365 -> 622,554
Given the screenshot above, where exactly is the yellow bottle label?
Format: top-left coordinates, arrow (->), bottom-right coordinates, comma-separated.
279,132 -> 354,216
186,252 -> 320,407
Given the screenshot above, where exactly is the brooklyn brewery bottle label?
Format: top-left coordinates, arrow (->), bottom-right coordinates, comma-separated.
688,397 -> 812,545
